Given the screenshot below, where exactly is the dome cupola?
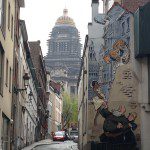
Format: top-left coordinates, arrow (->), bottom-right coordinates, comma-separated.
55,9 -> 75,27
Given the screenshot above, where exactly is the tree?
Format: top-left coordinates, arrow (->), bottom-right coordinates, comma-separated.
62,92 -> 78,130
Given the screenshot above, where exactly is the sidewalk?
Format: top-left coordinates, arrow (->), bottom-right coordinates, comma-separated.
21,139 -> 52,150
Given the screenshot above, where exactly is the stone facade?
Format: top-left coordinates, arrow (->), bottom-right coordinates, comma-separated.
77,35 -> 89,150
0,0 -> 16,149
78,0 -> 105,149
49,80 -> 62,133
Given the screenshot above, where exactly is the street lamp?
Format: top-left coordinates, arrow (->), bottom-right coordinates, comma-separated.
14,73 -> 30,94
28,91 -> 33,100
27,91 -> 33,103
38,104 -> 42,110
23,73 -> 30,87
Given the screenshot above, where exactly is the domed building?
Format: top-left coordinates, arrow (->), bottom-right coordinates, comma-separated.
45,9 -> 81,96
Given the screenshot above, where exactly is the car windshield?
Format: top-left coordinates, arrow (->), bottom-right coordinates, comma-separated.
70,131 -> 78,136
55,131 -> 64,136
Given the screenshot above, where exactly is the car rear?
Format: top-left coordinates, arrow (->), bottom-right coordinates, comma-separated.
69,130 -> 78,141
53,131 -> 65,141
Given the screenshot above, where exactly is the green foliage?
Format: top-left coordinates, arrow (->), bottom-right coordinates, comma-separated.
71,97 -> 78,122
62,92 -> 78,128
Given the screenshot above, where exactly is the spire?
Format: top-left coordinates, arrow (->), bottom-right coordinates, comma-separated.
63,8 -> 68,16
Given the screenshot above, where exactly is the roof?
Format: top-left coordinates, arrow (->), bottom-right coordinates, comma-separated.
49,80 -> 61,95
122,0 -> 150,13
107,2 -> 131,14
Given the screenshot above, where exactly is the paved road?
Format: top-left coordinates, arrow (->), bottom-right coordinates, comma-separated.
33,141 -> 78,150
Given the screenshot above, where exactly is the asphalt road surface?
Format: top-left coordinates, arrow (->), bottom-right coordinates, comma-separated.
34,141 -> 78,150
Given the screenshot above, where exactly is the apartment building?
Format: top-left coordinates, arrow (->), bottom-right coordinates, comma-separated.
0,0 -> 16,149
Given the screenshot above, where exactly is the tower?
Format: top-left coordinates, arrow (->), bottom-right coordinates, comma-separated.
45,9 -> 81,96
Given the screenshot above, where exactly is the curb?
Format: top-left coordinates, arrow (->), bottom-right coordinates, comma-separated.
32,143 -> 54,149
21,139 -> 52,150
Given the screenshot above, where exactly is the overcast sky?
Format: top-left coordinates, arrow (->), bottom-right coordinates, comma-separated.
21,0 -> 103,56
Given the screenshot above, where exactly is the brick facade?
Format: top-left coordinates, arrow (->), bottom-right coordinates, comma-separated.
122,0 -> 150,12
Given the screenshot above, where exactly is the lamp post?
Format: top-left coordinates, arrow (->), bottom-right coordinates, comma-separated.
38,104 -> 42,110
28,91 -> 33,101
23,73 -> 30,88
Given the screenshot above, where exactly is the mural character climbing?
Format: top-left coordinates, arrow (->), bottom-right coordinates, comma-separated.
91,80 -> 137,148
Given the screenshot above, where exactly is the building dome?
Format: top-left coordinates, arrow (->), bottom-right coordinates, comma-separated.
55,9 -> 75,27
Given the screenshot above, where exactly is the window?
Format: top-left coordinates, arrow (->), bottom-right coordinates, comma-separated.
5,59 -> 8,86
70,86 -> 75,95
127,17 -> 130,32
2,114 -> 9,150
7,3 -> 10,30
9,67 -> 11,92
127,37 -> 130,46
0,44 -> 4,94
11,15 -> 13,39
0,0 -> 6,35
122,22 -> 125,35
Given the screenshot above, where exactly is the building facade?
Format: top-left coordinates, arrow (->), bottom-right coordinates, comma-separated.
99,3 -> 132,99
49,80 -> 62,133
100,1 -> 141,144
78,0 -> 105,149
77,35 -> 89,150
44,9 -> 81,96
78,1 -> 150,150
29,41 -> 48,141
0,0 -> 15,149
19,20 -> 38,147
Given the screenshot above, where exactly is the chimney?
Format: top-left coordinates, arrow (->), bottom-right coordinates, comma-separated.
91,0 -> 99,22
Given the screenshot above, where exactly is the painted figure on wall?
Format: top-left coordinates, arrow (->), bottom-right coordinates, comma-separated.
91,81 -> 106,110
103,39 -> 130,65
91,80 -> 137,149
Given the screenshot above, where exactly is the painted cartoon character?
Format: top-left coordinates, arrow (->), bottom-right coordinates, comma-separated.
94,102 -> 137,148
91,81 -> 105,100
103,39 -> 130,64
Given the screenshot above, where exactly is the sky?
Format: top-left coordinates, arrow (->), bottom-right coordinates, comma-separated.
21,0 -> 103,56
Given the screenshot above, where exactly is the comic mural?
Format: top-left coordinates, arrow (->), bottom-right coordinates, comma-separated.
89,49 -> 140,148
89,3 -> 140,149
89,68 -> 140,148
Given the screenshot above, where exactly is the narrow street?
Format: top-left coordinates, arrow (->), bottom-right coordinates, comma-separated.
1,0 -> 150,149
33,141 -> 78,150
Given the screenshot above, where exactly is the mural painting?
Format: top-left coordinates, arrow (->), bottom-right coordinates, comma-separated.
103,39 -> 130,65
91,80 -> 138,149
89,38 -> 140,148
87,3 -> 141,149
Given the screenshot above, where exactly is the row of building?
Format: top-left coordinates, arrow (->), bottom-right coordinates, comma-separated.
0,0 -> 63,149
78,0 -> 150,150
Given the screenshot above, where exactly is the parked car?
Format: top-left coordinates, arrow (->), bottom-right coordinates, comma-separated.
53,131 -> 67,141
69,130 -> 78,142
